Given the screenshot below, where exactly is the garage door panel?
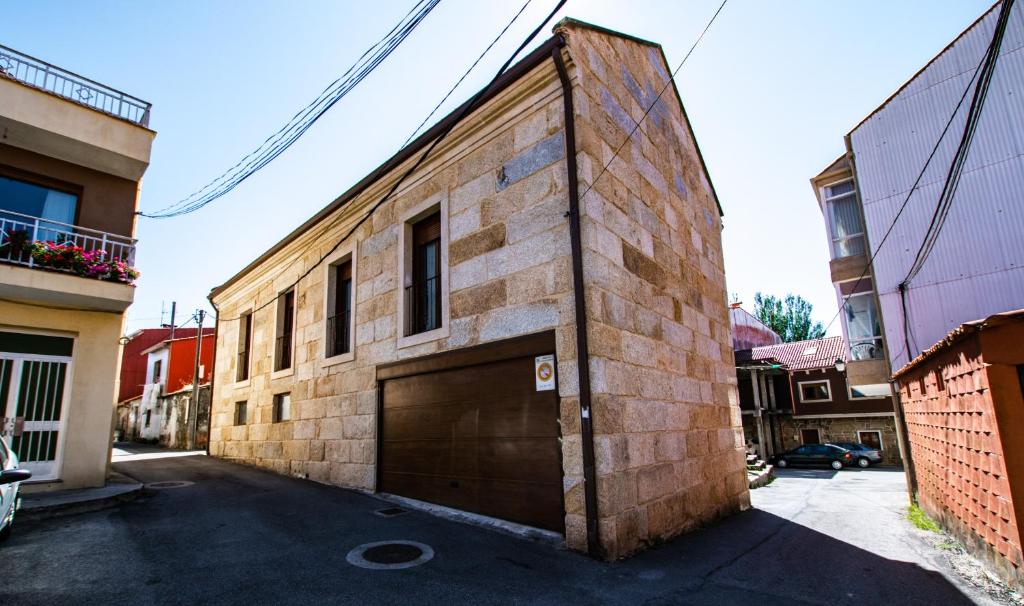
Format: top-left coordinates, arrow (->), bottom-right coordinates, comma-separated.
380,395 -> 559,441
380,471 -> 565,532
380,437 -> 562,484
382,358 -> 537,408
379,337 -> 564,533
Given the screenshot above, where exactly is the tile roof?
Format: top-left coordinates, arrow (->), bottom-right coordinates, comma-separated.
748,335 -> 846,371
892,308 -> 1024,379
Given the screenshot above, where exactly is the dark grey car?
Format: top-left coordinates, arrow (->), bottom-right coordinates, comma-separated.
830,442 -> 883,468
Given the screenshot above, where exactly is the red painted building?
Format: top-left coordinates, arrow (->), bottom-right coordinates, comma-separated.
118,328 -> 213,403
160,333 -> 216,395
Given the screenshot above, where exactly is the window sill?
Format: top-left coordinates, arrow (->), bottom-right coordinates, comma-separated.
271,367 -> 294,381
233,379 -> 251,389
321,351 -> 355,368
799,398 -> 833,404
397,325 -> 449,350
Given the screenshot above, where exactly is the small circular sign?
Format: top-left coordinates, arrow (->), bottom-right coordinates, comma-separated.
537,361 -> 554,382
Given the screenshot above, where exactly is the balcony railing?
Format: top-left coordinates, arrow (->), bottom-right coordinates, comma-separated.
274,334 -> 293,371
0,209 -> 136,273
326,312 -> 352,358
404,276 -> 441,336
0,44 -> 151,127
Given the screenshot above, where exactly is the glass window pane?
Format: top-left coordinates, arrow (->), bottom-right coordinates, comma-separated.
0,176 -> 77,225
825,181 -> 855,198
844,295 -> 880,340
829,196 -> 865,258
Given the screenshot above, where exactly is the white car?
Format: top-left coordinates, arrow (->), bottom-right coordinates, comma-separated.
0,439 -> 32,541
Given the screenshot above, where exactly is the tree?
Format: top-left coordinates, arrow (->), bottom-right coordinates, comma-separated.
753,292 -> 826,343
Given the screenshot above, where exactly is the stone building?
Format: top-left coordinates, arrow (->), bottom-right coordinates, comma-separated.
207,19 -> 747,559
736,335 -> 902,465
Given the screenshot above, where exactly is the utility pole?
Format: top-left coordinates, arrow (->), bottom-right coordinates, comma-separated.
187,310 -> 205,450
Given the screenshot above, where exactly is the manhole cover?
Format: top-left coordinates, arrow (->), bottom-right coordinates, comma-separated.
346,540 -> 434,570
146,481 -> 193,489
374,507 -> 408,518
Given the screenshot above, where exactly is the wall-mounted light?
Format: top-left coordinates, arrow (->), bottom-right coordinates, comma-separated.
834,358 -> 846,373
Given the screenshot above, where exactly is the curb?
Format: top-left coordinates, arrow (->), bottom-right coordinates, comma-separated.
748,464 -> 775,489
19,476 -> 144,521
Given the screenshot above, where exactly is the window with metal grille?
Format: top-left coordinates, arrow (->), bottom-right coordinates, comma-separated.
406,212 -> 442,336
327,260 -> 353,357
275,290 -> 295,371
237,312 -> 252,381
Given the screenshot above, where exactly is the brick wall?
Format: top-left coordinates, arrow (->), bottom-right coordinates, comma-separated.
897,329 -> 1023,584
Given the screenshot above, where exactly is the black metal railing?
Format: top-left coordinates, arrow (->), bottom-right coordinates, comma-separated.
274,334 -> 292,371
326,312 -> 351,357
404,275 -> 441,336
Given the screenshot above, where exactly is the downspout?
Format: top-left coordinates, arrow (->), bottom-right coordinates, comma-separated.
552,40 -> 600,558
205,296 -> 220,456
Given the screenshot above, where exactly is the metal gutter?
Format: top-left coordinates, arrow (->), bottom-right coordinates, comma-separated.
551,40 -> 600,558
205,297 -> 220,456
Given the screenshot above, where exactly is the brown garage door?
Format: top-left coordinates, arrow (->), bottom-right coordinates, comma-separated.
377,332 -> 564,532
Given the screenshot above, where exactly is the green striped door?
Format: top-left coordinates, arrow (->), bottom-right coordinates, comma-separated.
1,356 -> 71,481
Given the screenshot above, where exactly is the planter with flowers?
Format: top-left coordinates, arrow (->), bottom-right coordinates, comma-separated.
24,241 -> 140,285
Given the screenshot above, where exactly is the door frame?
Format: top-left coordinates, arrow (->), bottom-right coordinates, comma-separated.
1,352 -> 74,482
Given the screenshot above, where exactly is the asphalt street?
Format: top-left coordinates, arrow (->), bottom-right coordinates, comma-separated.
0,446 -> 993,605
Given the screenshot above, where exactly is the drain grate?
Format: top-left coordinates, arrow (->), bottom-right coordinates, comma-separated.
146,481 -> 193,489
374,507 -> 408,518
346,540 -> 434,570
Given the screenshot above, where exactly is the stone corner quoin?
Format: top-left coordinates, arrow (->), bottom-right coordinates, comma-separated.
207,20 -> 746,561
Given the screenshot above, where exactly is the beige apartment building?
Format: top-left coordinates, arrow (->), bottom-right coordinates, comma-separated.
0,45 -> 154,490
208,19 -> 746,559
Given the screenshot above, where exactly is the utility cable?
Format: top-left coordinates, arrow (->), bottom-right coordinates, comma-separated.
216,0 -> 568,323
402,0 -> 534,147
139,0 -> 442,218
574,0 -> 727,206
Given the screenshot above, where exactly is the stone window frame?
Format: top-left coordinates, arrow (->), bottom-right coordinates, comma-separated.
857,429 -> 884,451
272,392 -> 291,423
797,379 -> 832,403
233,304 -> 255,388
321,240 -> 359,367
396,192 -> 450,350
234,400 -> 248,426
271,287 -> 297,380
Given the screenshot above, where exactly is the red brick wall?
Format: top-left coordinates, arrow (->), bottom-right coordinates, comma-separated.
897,332 -> 1023,581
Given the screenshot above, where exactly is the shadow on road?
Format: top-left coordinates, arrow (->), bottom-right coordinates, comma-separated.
0,445 -> 975,605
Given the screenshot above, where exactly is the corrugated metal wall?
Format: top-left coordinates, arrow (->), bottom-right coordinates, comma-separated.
849,1 -> 1024,370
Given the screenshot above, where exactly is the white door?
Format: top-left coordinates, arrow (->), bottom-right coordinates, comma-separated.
0,354 -> 72,481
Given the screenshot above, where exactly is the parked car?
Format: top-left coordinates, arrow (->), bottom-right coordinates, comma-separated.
772,444 -> 853,470
0,439 -> 32,541
830,442 -> 883,468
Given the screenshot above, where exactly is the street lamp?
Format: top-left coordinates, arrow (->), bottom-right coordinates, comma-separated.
834,358 -> 846,373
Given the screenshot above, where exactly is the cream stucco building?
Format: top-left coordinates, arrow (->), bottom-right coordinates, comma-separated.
208,20 -> 746,559
0,45 -> 154,490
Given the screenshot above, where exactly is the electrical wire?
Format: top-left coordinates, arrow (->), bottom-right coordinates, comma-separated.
902,0 -> 1014,286
402,0 -> 534,147
818,11 -> 996,336
216,0 -> 569,324
574,0 -> 728,206
139,0 -> 442,219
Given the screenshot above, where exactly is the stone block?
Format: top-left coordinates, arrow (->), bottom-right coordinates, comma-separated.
450,280 -> 507,319
450,223 -> 506,266
496,132 -> 565,191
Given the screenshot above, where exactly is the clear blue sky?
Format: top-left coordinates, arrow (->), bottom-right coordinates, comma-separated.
6,0 -> 993,333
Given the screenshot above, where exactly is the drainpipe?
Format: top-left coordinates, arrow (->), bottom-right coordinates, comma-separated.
551,40 -> 600,558
205,297 -> 220,456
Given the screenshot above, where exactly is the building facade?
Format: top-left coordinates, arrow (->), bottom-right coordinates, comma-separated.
736,336 -> 901,465
208,20 -> 747,559
893,310 -> 1024,586
0,45 -> 154,490
810,0 -> 1024,380
119,330 -> 214,447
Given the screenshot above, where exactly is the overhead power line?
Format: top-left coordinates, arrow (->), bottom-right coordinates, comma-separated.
216,0 -> 568,324
139,0 -> 442,219
819,0 -> 1014,357
575,0 -> 728,206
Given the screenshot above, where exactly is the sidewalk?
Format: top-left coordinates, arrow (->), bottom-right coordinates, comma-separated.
19,455 -> 145,521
